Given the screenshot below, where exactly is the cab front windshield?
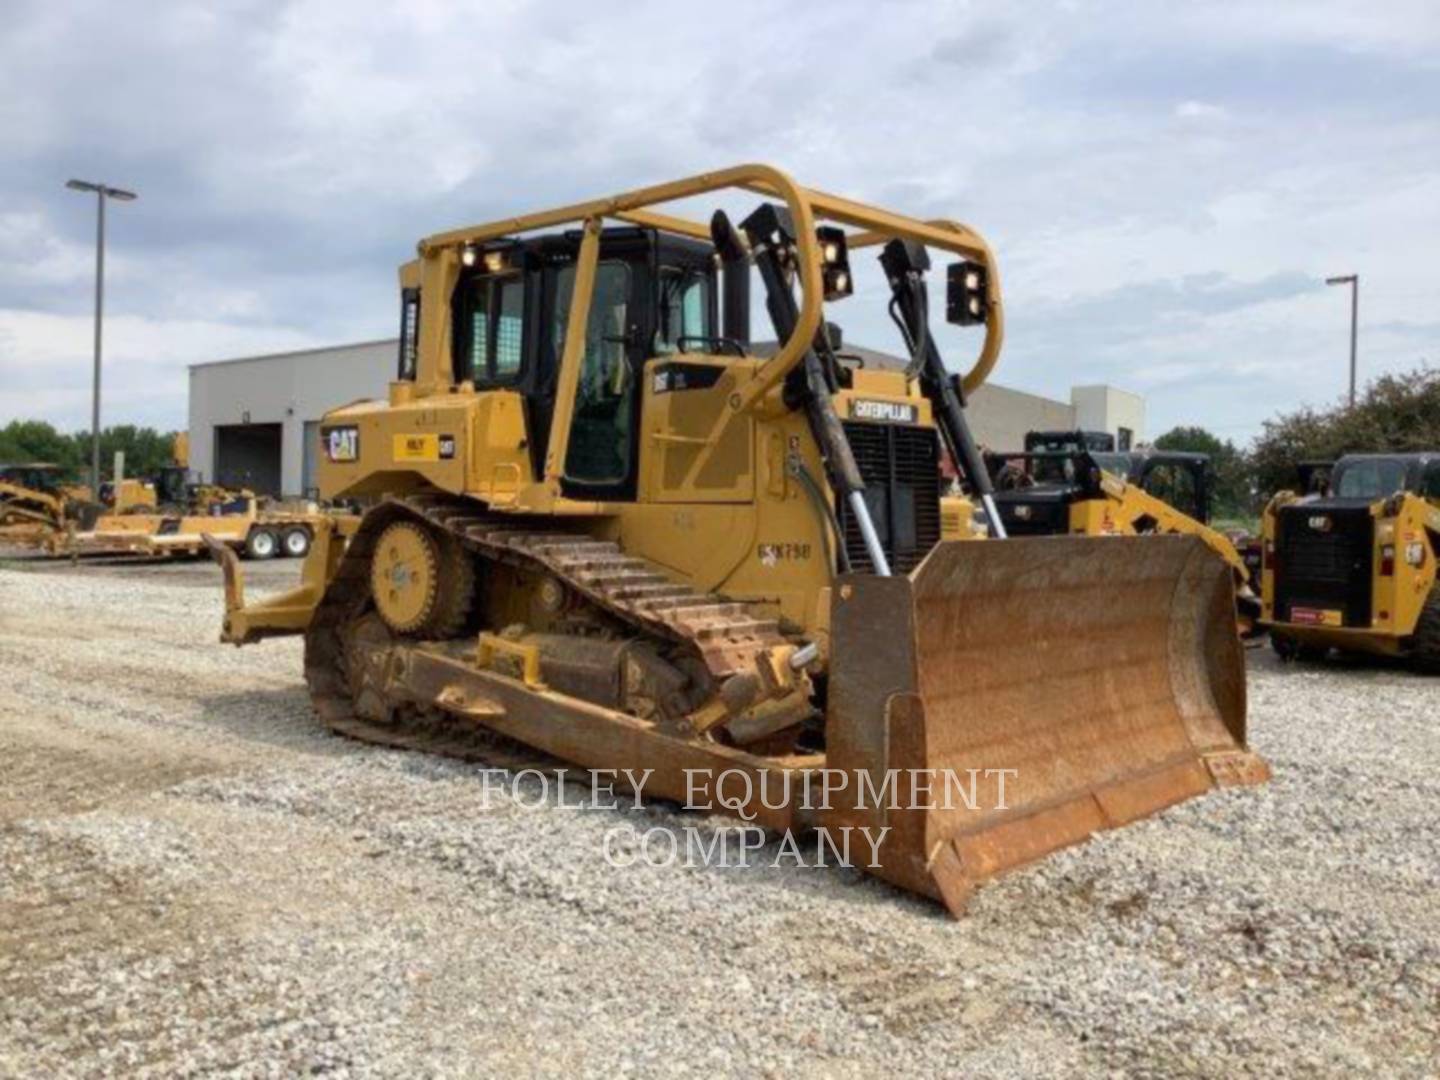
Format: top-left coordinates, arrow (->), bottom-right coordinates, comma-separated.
1333,458 -> 1408,499
655,268 -> 711,354
1090,452 -> 1133,478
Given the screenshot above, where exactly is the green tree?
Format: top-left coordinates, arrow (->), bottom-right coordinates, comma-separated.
73,425 -> 180,480
0,420 -> 84,474
1152,425 -> 1251,517
1250,364 -> 1440,497
0,420 -> 181,483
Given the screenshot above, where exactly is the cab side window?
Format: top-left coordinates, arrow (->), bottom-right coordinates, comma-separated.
396,288 -> 420,381
494,278 -> 524,378
655,268 -> 713,354
458,274 -> 526,385
1424,462 -> 1440,501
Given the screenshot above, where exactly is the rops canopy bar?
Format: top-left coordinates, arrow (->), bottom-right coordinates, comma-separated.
416,164 -> 1003,406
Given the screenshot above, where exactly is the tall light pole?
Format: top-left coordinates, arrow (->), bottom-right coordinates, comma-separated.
65,178 -> 137,497
1325,273 -> 1359,407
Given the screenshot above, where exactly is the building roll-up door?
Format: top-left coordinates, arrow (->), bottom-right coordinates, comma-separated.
215,423 -> 283,496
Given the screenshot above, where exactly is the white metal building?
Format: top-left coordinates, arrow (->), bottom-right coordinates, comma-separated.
188,340 -> 395,497
188,339 -> 1145,496
1070,384 -> 1146,450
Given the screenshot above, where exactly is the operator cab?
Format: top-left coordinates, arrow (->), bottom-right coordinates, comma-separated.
1124,450 -> 1213,524
422,226 -> 738,500
983,447 -> 1214,531
152,465 -> 196,507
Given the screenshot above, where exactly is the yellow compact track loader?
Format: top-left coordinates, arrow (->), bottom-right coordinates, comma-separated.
985,445 -> 1262,633
1262,452 -> 1440,670
208,165 -> 1267,915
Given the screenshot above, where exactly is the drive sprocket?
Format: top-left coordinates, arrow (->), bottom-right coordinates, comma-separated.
369,518 -> 473,636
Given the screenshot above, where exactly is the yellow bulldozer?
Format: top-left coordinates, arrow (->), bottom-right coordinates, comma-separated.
207,165 -> 1267,915
1262,452 -> 1440,670
984,442 -> 1262,633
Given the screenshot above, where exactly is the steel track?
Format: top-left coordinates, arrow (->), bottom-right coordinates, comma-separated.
304,495 -> 791,763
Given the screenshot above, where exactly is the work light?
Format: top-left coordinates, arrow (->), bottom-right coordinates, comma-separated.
460,242 -> 516,273
816,226 -> 852,301
946,259 -> 988,326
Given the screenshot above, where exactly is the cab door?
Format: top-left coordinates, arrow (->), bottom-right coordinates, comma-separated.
553,253 -> 645,500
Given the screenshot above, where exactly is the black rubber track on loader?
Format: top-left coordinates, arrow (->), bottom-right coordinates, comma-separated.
1414,586 -> 1440,674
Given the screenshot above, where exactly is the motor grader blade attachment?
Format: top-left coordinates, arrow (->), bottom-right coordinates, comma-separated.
823,534 -> 1269,915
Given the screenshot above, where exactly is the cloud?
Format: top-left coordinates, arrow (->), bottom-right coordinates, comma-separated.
0,0 -> 1436,444
0,308 -> 321,428
1174,100 -> 1227,120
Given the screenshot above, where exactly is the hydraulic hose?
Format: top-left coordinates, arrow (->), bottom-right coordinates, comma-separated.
792,457 -> 849,575
731,205 -> 892,576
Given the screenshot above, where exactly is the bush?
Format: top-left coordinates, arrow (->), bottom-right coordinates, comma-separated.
0,421 -> 84,475
1250,365 -> 1440,497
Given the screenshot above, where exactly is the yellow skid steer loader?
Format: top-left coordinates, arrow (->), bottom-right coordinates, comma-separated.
985,445 -> 1262,634
207,165 -> 1267,914
1262,452 -> 1440,669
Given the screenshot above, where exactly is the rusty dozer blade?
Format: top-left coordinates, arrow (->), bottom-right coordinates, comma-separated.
823,534 -> 1269,915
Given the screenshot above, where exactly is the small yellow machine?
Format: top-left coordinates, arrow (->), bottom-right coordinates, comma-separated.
102,432 -> 194,513
0,464 -> 95,550
986,445 -> 1261,631
108,477 -> 157,512
208,165 -> 1267,914
1262,452 -> 1440,669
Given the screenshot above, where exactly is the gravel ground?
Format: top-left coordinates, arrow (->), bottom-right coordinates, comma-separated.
0,553 -> 1436,1077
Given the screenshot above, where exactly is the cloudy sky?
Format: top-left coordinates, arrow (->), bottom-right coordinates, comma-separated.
1,0 -> 1437,443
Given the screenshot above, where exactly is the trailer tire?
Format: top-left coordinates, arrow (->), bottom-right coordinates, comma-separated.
281,526 -> 312,558
245,528 -> 279,560
1414,585 -> 1440,675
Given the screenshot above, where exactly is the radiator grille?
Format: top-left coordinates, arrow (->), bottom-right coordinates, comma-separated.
1274,505 -> 1374,627
837,422 -> 943,574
